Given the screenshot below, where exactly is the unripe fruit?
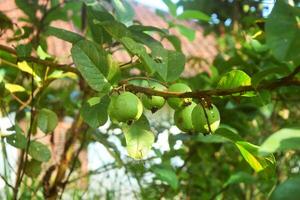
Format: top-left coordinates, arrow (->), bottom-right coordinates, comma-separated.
174,102 -> 196,133
192,104 -> 220,134
140,82 -> 166,113
108,92 -> 143,123
108,95 -> 118,123
167,83 -> 192,110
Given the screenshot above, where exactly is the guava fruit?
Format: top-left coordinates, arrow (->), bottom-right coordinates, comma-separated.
140,81 -> 166,113
192,104 -> 220,134
167,83 -> 192,110
108,92 -> 143,123
174,102 -> 196,133
108,95 -> 119,123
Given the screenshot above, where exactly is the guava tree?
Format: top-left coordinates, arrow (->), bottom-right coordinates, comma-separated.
0,0 -> 300,199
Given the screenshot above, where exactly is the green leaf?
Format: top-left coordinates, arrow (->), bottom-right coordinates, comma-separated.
194,134 -> 229,143
162,0 -> 177,17
112,0 -> 134,23
16,44 -> 32,58
252,67 -> 290,87
15,0 -> 38,22
120,37 -> 156,74
151,47 -> 185,82
162,50 -> 185,82
165,35 -> 182,52
24,159 -> 42,178
216,125 -> 275,174
37,46 -> 51,60
152,165 -> 178,190
0,81 -> 5,94
250,39 -> 269,53
28,141 -> 51,162
215,125 -> 243,142
71,40 -> 111,92
86,3 -> 114,44
43,1 -> 82,24
0,11 -> 13,30
259,128 -> 300,156
177,10 -> 210,22
218,70 -> 251,89
6,127 -> 27,149
270,175 -> 300,200
95,20 -> 132,40
217,70 -> 253,96
37,109 -> 58,134
224,172 -> 255,186
176,24 -> 196,42
81,96 -> 109,128
106,54 -> 121,84
122,115 -> 155,160
129,25 -> 168,35
44,26 -> 84,44
266,0 -> 300,64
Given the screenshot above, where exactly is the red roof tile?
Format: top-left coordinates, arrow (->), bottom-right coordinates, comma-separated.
0,0 -> 218,76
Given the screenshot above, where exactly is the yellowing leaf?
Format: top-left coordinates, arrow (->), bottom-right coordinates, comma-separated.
122,115 -> 155,160
48,71 -> 78,80
5,83 -> 26,93
236,141 -> 275,173
17,61 -> 41,82
236,142 -> 264,172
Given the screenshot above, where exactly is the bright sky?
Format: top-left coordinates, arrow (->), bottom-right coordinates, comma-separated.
134,0 -> 169,11
135,0 -> 274,17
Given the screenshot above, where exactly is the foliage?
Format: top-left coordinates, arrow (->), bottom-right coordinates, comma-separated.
0,0 -> 299,199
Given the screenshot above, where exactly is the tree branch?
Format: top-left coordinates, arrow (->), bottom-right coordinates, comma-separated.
0,44 -> 79,75
2,43 -> 300,99
120,78 -> 300,99
0,174 -> 15,192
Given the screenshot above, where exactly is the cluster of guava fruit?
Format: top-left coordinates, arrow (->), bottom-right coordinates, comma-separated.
107,80 -> 220,160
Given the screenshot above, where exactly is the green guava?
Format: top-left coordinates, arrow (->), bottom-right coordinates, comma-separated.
192,104 -> 220,134
174,102 -> 196,133
108,95 -> 119,123
167,83 -> 192,110
108,92 -> 143,123
140,81 -> 166,113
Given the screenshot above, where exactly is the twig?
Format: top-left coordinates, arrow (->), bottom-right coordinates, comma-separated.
59,131 -> 88,199
0,44 -> 79,75
120,76 -> 168,87
118,78 -> 300,99
209,185 -> 229,200
12,63 -> 36,200
10,93 -> 28,108
283,65 -> 300,80
66,163 -> 117,184
0,174 -> 15,191
18,78 -> 55,111
199,100 -> 212,135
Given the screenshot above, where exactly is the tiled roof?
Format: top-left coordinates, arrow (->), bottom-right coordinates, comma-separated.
0,0 -> 217,76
